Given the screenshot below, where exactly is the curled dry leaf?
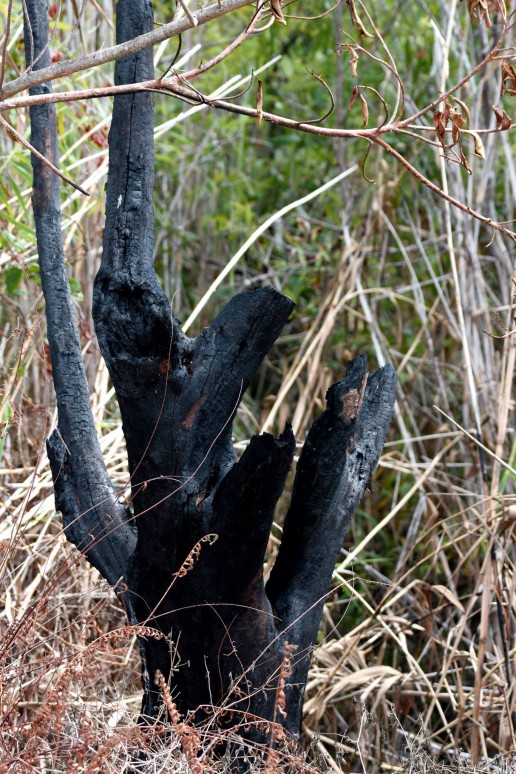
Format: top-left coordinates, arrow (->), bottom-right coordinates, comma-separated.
493,104 -> 512,130
433,110 -> 447,150
359,91 -> 369,127
433,99 -> 468,151
465,130 -> 485,159
500,58 -> 516,98
346,0 -> 373,37
257,79 -> 263,126
465,0 -> 492,28
348,45 -> 359,77
270,0 -> 287,25
450,107 -> 465,145
432,584 -> 465,614
346,84 -> 359,114
449,95 -> 471,128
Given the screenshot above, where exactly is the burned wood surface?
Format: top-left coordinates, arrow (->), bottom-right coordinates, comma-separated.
24,0 -> 397,764
24,0 -> 135,590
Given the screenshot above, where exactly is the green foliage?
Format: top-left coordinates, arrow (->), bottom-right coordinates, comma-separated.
4,265 -> 23,296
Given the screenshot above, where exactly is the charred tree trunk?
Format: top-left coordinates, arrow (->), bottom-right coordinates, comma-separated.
24,0 -> 135,591
24,0 -> 397,765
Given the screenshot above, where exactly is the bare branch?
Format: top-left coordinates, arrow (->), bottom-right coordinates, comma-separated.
371,135 -> 516,242
0,0 -> 13,93
180,1 -> 267,81
3,0 -> 513,247
399,16 -> 516,127
0,113 -> 89,194
286,0 -> 342,21
1,0 -> 257,100
301,69 -> 335,125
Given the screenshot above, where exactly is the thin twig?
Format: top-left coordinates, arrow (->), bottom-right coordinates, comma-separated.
0,114 -> 89,195
0,0 -> 13,93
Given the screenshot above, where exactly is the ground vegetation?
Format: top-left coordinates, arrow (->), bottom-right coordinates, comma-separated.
0,1 -> 515,771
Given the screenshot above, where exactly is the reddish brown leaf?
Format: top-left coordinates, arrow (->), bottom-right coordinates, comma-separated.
500,59 -> 516,98
450,96 -> 471,127
433,111 -> 447,150
450,108 -> 465,146
346,85 -> 359,114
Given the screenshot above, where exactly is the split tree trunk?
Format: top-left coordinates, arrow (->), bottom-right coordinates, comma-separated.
23,0 -> 397,764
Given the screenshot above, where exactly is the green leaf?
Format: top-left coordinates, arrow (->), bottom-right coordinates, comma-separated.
5,266 -> 23,296
68,277 -> 84,301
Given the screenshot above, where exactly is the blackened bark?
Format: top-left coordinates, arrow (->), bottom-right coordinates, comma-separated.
93,23 -> 397,722
267,355 -> 396,732
27,0 -> 397,764
24,0 -> 135,590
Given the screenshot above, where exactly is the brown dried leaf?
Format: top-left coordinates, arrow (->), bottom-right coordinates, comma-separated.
467,130 -> 485,159
348,45 -> 359,77
493,104 -> 512,130
450,95 -> 471,127
257,79 -> 263,126
346,85 -> 359,114
433,110 -> 447,150
500,58 -> 516,98
270,0 -> 287,25
465,0 -> 492,28
346,0 -> 373,37
359,91 -> 369,127
450,107 -> 465,145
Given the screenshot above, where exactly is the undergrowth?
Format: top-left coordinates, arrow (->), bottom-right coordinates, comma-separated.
1,0 -> 516,771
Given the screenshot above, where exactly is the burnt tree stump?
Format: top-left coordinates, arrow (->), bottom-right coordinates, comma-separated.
23,0 -> 397,764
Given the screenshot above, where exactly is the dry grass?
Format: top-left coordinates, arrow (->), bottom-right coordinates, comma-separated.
1,0 -> 516,772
